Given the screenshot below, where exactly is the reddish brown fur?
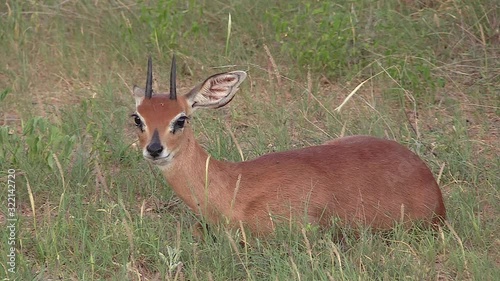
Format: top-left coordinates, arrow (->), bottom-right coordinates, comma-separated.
132,78 -> 446,236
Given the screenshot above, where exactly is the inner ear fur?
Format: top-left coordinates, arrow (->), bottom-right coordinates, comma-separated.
133,85 -> 146,107
133,86 -> 145,97
185,71 -> 247,111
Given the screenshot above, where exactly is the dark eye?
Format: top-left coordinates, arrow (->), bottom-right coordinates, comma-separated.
131,114 -> 144,131
173,116 -> 188,133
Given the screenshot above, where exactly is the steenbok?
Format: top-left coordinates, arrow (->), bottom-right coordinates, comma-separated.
130,56 -> 446,235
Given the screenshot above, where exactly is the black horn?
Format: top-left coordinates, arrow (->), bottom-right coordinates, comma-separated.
169,55 -> 177,100
145,56 -> 153,99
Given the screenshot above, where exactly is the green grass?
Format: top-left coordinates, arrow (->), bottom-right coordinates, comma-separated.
1,0 -> 499,280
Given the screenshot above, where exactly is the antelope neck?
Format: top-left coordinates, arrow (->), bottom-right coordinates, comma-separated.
160,128 -> 240,217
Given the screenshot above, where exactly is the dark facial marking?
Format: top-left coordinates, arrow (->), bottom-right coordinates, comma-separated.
172,115 -> 188,133
146,129 -> 163,158
131,113 -> 144,131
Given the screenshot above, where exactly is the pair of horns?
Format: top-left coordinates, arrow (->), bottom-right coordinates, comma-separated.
145,55 -> 176,100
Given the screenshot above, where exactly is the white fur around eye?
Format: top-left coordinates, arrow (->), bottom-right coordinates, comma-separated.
169,112 -> 188,133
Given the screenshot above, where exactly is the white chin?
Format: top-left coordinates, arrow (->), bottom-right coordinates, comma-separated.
144,156 -> 171,166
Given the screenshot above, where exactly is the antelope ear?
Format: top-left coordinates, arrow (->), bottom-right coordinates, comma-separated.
184,71 -> 246,112
133,85 -> 145,107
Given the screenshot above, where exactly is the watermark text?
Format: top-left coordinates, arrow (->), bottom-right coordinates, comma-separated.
6,168 -> 17,274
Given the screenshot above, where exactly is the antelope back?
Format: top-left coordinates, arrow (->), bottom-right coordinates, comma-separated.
230,136 -> 446,232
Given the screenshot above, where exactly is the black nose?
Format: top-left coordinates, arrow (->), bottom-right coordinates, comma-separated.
147,142 -> 163,158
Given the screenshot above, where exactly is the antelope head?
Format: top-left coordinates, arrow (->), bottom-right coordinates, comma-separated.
131,56 -> 247,167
